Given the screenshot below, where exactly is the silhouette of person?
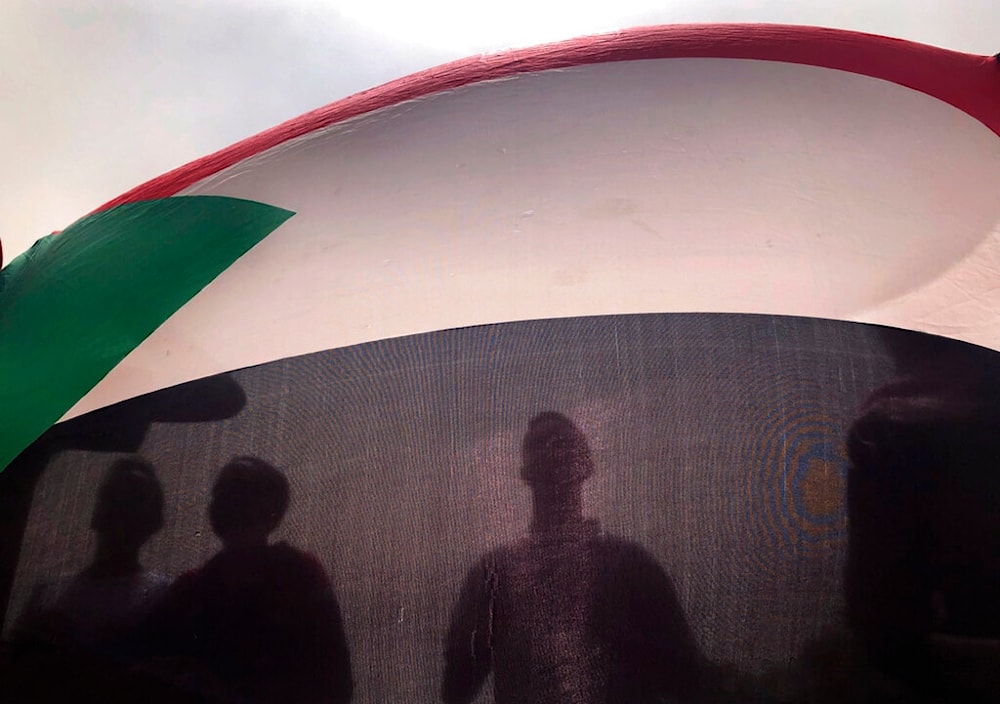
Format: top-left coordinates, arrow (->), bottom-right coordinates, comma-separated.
142,456 -> 353,704
442,412 -> 706,704
13,458 -> 170,661
1,373 -> 246,635
845,331 -> 1000,698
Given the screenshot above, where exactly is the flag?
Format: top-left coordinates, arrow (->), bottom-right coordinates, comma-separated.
3,24 -> 999,470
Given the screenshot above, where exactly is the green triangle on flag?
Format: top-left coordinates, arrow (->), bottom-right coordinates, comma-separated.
0,196 -> 294,472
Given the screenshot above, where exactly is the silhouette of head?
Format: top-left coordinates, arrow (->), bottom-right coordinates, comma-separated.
209,456 -> 290,546
90,458 -> 164,546
520,412 -> 594,487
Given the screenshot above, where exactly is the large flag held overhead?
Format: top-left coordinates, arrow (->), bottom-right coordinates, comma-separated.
2,25 -> 999,461
2,24 -> 1000,703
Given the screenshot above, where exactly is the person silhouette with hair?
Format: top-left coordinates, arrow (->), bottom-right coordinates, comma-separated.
443,412 -> 706,704
13,458 -> 169,660
143,456 -> 353,704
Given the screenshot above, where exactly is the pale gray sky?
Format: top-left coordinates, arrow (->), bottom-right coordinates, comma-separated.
2,1 -> 998,262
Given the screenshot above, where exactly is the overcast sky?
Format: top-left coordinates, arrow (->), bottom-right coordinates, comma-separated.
2,1 -> 998,262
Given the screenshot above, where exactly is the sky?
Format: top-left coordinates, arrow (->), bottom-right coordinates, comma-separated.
2,1 -> 999,262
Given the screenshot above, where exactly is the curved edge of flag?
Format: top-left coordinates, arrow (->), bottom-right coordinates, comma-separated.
0,195 -> 294,472
93,23 -> 1000,215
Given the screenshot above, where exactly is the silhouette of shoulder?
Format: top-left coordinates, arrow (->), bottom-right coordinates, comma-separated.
16,570 -> 169,653
145,542 -> 352,703
444,530 -> 703,704
156,542 -> 339,623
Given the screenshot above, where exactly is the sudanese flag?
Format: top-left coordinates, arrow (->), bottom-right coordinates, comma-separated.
2,23 -> 1000,472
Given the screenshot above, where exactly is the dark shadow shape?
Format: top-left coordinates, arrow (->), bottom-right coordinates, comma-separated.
11,458 -> 168,661
142,456 -> 353,704
844,329 -> 1000,700
0,638 -> 212,704
0,373 -> 246,633
443,412 -> 708,704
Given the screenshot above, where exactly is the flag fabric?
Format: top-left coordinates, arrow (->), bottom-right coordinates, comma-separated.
2,24 -> 1000,468
0,197 -> 293,469
3,25 -> 1000,703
